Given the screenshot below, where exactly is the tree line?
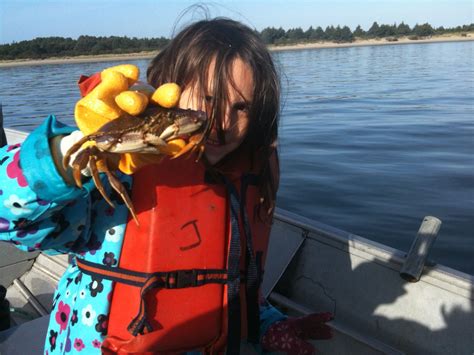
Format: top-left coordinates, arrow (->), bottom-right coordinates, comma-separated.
1,22 -> 473,60
0,35 -> 169,60
260,22 -> 474,45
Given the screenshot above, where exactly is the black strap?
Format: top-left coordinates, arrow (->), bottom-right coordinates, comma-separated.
128,275 -> 162,335
75,258 -> 227,336
240,173 -> 261,344
213,172 -> 263,350
223,178 -> 242,355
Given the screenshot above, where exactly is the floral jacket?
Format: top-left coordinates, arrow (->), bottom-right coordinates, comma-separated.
0,115 -> 285,354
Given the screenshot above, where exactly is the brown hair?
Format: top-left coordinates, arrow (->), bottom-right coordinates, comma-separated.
147,18 -> 280,214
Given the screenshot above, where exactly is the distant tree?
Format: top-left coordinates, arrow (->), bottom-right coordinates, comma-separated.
333,26 -> 342,42
353,25 -> 366,38
260,27 -> 286,44
305,26 -> 328,41
367,21 -> 380,38
342,26 -> 355,42
325,25 -> 336,40
397,22 -> 411,36
413,23 -> 434,37
74,35 -> 97,53
286,27 -> 306,41
304,26 -> 315,39
333,26 -> 354,42
313,26 -> 326,40
260,27 -> 276,44
378,24 -> 397,37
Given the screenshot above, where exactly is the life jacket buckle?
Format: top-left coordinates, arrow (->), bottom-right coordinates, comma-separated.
168,269 -> 198,289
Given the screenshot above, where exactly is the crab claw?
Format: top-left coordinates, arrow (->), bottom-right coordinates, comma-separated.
159,111 -> 207,141
171,134 -> 205,161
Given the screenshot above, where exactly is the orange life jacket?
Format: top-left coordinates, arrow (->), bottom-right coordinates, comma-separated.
76,155 -> 272,354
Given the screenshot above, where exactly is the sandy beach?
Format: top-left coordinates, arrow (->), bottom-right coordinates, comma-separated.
0,34 -> 472,68
268,34 -> 473,51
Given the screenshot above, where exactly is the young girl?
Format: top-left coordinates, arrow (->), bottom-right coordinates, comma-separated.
0,18 -> 331,354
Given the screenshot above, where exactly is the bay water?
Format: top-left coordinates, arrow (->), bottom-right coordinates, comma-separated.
0,41 -> 473,275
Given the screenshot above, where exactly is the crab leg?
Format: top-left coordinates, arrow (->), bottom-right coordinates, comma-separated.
62,135 -> 94,170
103,168 -> 139,226
89,155 -> 116,209
195,144 -> 205,162
69,146 -> 99,188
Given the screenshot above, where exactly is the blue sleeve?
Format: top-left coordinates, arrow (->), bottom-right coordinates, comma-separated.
259,301 -> 287,340
247,300 -> 287,354
0,115 -> 97,254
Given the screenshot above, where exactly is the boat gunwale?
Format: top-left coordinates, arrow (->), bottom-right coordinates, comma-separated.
274,208 -> 474,294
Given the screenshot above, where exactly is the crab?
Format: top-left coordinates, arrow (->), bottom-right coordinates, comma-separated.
63,106 -> 208,224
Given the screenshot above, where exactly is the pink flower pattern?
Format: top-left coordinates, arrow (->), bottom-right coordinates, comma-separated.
55,301 -> 71,333
6,151 -> 28,187
73,338 -> 85,351
92,339 -> 102,348
6,144 -> 20,152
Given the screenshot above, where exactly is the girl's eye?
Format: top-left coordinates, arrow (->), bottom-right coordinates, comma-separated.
205,95 -> 213,102
233,102 -> 249,113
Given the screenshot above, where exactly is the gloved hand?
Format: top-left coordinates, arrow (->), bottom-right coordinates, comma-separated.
50,130 -> 120,186
262,312 -> 334,355
75,64 -> 142,135
74,64 -> 163,175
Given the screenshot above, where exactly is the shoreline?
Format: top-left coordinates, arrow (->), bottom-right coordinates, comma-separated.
0,35 -> 472,68
268,35 -> 473,52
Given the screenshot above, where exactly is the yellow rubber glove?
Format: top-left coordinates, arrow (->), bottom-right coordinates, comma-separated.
75,64 -> 140,135
74,64 -> 182,175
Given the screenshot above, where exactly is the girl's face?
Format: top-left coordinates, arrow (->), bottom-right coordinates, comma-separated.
178,58 -> 254,165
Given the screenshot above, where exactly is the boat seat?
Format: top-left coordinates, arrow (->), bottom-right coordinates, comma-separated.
0,314 -> 49,354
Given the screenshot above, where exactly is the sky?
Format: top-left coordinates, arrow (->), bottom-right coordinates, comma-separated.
0,0 -> 473,44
